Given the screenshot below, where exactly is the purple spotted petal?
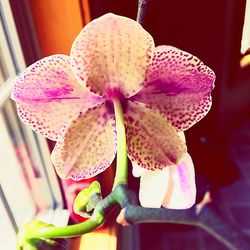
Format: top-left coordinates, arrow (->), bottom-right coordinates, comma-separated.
70,13 -> 154,98
131,45 -> 215,131
51,102 -> 116,180
124,101 -> 187,170
12,55 -> 102,140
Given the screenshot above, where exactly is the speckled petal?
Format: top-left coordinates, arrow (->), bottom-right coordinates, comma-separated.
131,45 -> 215,131
124,101 -> 187,170
162,153 -> 196,209
132,132 -> 186,178
51,102 -> 116,180
70,13 -> 154,98
11,55 -> 102,140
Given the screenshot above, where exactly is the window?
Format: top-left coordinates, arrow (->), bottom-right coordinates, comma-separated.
0,1 -> 68,249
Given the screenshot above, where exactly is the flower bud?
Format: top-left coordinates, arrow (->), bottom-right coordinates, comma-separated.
73,181 -> 102,218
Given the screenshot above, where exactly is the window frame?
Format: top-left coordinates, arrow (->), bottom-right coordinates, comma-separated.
0,0 -> 67,237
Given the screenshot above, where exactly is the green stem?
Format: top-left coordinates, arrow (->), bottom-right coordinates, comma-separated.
27,211 -> 104,239
112,98 -> 128,188
20,185 -> 128,244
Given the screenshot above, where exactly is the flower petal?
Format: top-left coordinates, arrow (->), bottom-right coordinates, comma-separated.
131,45 -> 215,131
132,163 -> 147,178
51,102 -> 116,180
124,101 -> 187,170
139,168 -> 170,208
132,132 -> 186,179
178,132 -> 186,143
70,13 -> 154,98
138,153 -> 196,209
12,55 -> 102,140
162,153 -> 196,209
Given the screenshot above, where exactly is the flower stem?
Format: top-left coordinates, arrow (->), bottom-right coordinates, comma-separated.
26,211 -> 104,240
112,98 -> 128,188
19,185 -> 127,246
136,0 -> 150,25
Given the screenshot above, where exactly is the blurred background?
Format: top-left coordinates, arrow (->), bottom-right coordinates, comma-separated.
0,0 -> 250,249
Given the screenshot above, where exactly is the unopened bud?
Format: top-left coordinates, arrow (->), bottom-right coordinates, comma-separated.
73,181 -> 102,218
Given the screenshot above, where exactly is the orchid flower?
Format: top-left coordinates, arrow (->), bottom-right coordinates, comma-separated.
12,14 -> 215,208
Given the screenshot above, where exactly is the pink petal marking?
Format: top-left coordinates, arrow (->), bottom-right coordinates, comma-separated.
124,101 -> 187,171
131,45 -> 215,131
162,153 -> 196,209
51,102 -> 116,180
70,13 -> 154,98
12,54 -> 102,140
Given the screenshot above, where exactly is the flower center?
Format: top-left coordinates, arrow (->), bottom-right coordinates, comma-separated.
105,88 -> 128,114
